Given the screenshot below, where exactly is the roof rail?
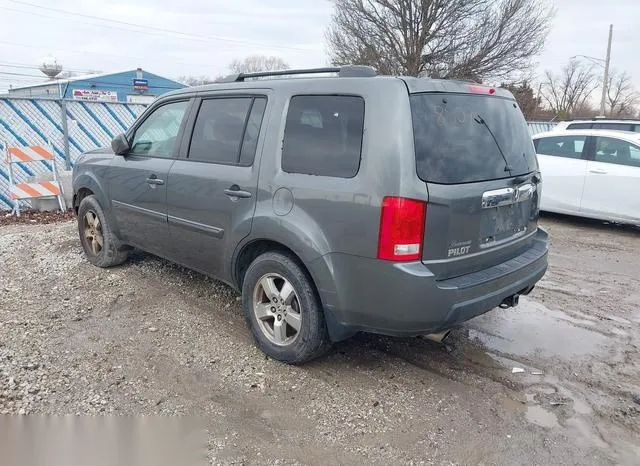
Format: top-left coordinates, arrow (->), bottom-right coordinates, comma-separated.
217,65 -> 377,83
567,116 -> 640,122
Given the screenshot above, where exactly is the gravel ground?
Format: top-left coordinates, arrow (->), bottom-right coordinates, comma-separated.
1,213 -> 639,465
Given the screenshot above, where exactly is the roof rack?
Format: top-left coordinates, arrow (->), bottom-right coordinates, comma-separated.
218,65 -> 377,83
568,116 -> 640,122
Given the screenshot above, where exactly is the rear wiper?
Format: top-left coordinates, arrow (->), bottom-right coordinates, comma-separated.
474,114 -> 513,174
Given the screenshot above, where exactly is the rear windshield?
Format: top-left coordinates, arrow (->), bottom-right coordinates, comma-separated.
410,93 -> 537,184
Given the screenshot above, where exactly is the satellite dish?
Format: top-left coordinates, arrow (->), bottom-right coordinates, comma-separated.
39,56 -> 63,79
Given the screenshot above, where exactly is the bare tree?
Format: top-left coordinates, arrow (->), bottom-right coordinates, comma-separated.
326,0 -> 554,81
228,56 -> 290,74
572,102 -> 598,119
501,81 -> 542,120
541,59 -> 598,120
605,70 -> 639,117
177,75 -> 220,86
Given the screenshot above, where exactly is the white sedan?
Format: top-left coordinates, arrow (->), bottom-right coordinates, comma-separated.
533,129 -> 640,225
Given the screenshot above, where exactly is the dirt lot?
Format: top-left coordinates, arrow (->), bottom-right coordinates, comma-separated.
1,214 -> 639,465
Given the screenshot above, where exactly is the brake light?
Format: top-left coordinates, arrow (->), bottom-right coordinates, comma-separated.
469,85 -> 496,95
377,197 -> 426,261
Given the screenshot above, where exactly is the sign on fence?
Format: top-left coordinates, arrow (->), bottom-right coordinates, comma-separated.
72,89 -> 119,103
126,95 -> 155,105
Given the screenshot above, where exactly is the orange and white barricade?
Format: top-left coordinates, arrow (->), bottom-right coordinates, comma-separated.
4,141 -> 66,216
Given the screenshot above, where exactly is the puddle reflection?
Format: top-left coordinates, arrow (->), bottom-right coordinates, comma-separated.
464,297 -> 610,359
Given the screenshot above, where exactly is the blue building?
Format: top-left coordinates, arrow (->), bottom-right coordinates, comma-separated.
8,68 -> 185,104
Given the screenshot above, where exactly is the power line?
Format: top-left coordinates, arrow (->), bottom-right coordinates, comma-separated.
1,7 -> 206,44
10,0 -> 257,33
6,0 -> 315,52
0,62 -> 96,74
0,40 -> 220,71
0,71 -> 43,78
0,78 -> 43,84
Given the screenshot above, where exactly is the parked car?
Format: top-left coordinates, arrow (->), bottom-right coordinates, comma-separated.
72,66 -> 548,363
554,118 -> 640,132
533,129 -> 640,225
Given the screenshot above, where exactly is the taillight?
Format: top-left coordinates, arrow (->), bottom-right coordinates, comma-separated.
377,196 -> 426,261
468,85 -> 496,95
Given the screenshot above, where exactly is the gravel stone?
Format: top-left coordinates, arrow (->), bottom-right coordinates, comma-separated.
0,217 -> 638,465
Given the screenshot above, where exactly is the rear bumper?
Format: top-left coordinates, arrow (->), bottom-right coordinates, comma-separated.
311,228 -> 548,341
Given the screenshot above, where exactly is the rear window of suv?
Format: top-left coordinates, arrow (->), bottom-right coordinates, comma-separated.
410,93 -> 537,184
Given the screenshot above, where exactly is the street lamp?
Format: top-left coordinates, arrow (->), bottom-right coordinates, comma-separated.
570,24 -> 613,118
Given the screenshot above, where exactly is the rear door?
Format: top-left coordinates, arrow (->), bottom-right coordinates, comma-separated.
410,91 -> 540,279
581,135 -> 640,222
533,134 -> 589,214
166,94 -> 268,279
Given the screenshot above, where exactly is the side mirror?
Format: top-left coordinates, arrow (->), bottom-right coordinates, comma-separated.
111,133 -> 130,155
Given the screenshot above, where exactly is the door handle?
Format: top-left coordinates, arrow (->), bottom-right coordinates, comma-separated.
224,185 -> 252,199
146,175 -> 164,185
589,169 -> 607,174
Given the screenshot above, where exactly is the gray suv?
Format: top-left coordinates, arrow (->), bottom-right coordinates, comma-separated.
72,66 -> 548,363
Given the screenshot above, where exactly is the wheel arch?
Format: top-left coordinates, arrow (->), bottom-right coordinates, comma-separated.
72,173 -> 122,238
234,239 -> 310,290
73,187 -> 94,214
233,238 -> 352,342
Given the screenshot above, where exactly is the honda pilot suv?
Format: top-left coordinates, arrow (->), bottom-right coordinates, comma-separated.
72,66 -> 548,363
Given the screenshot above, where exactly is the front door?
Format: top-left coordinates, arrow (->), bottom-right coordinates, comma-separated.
108,99 -> 191,255
166,95 -> 268,280
581,135 -> 640,222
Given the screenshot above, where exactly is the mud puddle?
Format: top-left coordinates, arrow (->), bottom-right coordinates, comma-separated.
460,295 -> 640,462
464,297 -> 611,360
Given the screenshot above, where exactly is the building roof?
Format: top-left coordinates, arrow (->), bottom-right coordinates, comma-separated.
10,69 -> 183,91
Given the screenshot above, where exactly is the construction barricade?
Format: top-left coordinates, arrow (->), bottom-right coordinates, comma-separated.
4,142 -> 66,216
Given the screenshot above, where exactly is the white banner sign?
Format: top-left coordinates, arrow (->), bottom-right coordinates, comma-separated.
72,89 -> 118,102
126,94 -> 155,105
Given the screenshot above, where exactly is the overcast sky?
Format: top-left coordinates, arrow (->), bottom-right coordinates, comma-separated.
1,0 -> 638,93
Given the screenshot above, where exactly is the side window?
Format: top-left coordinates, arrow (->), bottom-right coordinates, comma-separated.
593,123 -> 633,131
567,123 -> 592,130
632,125 -> 640,133
130,100 -> 190,158
595,137 -> 640,167
188,98 -> 253,164
239,98 -> 267,166
535,135 -> 586,159
282,95 -> 365,178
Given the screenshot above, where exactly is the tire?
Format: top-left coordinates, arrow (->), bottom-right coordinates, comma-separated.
242,251 -> 331,364
77,195 -> 129,268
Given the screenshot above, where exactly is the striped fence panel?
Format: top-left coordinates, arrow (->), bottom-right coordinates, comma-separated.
0,97 -> 145,210
528,121 -> 557,135
1,96 -> 557,211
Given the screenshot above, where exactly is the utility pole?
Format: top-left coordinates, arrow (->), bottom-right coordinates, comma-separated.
599,24 -> 613,117
58,81 -> 71,170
